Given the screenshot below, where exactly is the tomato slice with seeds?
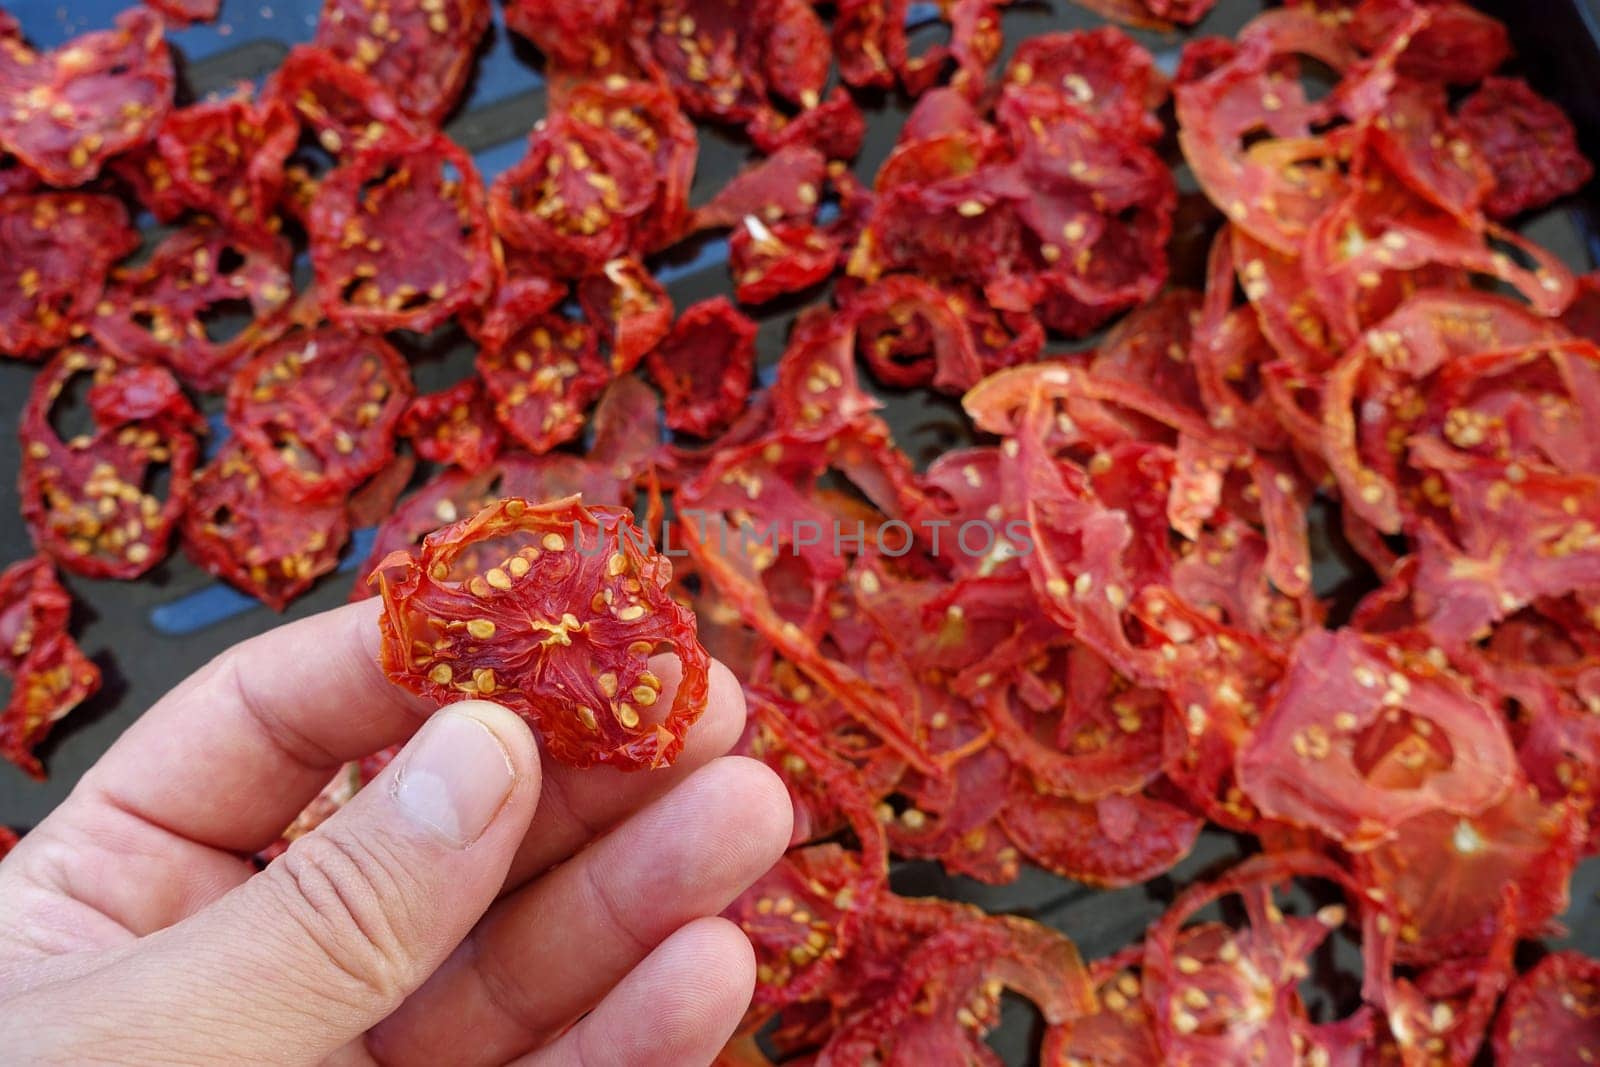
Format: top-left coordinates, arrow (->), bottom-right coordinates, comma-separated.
1491,952 -> 1600,1065
748,87 -> 867,161
398,379 -> 504,475
489,115 -> 657,279
21,350 -> 203,580
999,778 -> 1201,888
576,257 -> 673,375
0,555 -> 101,780
0,192 -> 138,362
694,145 -> 827,231
1003,27 -> 1169,144
729,218 -> 839,307
152,92 -> 299,240
1237,628 -> 1516,848
477,311 -> 610,454
310,132 -> 494,333
266,45 -> 418,159
182,441 -> 351,612
146,0 -> 221,23
1042,950 -> 1161,1067
0,9 -> 173,186
313,0 -> 490,124
842,275 -> 984,393
226,327 -> 414,504
91,220 -> 295,393
375,496 -> 711,769
505,0 -> 631,77
646,297 -> 759,438
1457,75 -> 1595,221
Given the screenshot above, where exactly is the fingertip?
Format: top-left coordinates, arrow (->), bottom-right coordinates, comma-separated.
439,699 -> 541,792
718,756 -> 794,868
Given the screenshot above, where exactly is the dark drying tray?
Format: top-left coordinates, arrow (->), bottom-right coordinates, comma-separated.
2,0 -> 1598,1059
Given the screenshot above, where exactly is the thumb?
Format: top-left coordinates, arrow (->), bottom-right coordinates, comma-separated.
86,700 -> 538,1065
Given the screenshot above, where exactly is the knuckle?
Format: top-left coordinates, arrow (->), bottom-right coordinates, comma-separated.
268,831 -> 419,1009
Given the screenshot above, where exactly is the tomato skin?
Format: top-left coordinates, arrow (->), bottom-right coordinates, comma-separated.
0,556 -> 101,780
376,497 -> 711,770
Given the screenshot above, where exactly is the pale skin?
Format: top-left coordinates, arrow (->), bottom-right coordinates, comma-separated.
0,599 -> 793,1066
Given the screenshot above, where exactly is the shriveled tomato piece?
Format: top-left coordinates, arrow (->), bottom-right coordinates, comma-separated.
505,0 -> 630,76
266,45 -> 416,159
1042,949 -> 1160,1067
1237,629 -> 1516,848
313,0 -> 489,123
376,497 -> 711,769
490,115 -> 656,279
478,311 -> 609,454
152,92 -> 298,238
1000,778 -> 1201,888
647,297 -> 758,438
0,9 -> 173,186
310,133 -> 494,333
729,217 -> 839,306
1457,75 -> 1594,221
227,328 -> 413,504
695,145 -> 826,231
748,87 -> 866,161
563,78 -> 698,251
0,193 -> 138,361
21,350 -> 203,579
576,257 -> 673,374
146,0 -> 221,23
183,441 -> 351,612
1004,28 -> 1168,144
399,379 -> 503,474
0,556 -> 101,780
1492,952 -> 1600,1065
92,220 -> 295,393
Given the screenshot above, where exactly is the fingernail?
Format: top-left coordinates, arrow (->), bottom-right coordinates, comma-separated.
392,707 -> 516,847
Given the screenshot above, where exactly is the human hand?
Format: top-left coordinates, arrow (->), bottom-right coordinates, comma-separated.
0,599 -> 791,1066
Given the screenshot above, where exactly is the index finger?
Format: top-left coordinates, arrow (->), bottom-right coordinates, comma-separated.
74,598 -> 436,854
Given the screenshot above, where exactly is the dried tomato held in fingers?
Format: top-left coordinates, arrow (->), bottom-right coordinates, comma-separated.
375,497 -> 711,769
0,556 -> 101,779
226,327 -> 414,504
21,350 -> 204,580
309,132 -> 494,332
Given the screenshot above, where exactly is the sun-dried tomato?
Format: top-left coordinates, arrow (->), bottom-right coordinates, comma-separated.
1042,949 -> 1161,1066
490,116 -> 657,279
1237,629 -> 1516,848
310,133 -> 494,333
375,496 -> 710,769
21,350 -> 203,580
183,441 -> 351,612
1456,76 -> 1594,221
0,556 -> 101,780
145,0 -> 221,23
0,9 -> 173,187
91,220 -> 295,393
634,0 -> 818,127
477,311 -> 610,454
1492,951 -> 1600,1065
748,88 -> 867,162
563,79 -> 698,251
695,145 -> 827,232
313,0 -> 490,124
841,275 -> 984,392
647,297 -> 758,438
1000,778 -> 1201,888
266,45 -> 417,159
729,217 -> 839,306
399,379 -> 503,474
226,328 -> 414,504
0,193 -> 138,361
152,92 -> 299,239
1003,28 -> 1169,144
505,0 -> 631,77
347,452 -> 418,530
576,258 -> 673,374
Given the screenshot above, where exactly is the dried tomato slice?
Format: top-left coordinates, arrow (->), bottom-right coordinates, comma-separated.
1237,629 -> 1516,848
729,843 -> 868,1012
312,0 -> 490,123
477,311 -> 610,454
841,275 -> 983,392
729,217 -> 839,306
1003,28 -> 1169,144
226,327 -> 414,504
999,778 -> 1201,888
183,441 -> 351,612
490,115 -> 657,278
505,0 -> 631,77
0,192 -> 138,361
0,9 -> 173,186
748,87 -> 867,162
91,220 -> 295,393
646,297 -> 758,438
1492,951 -> 1600,1065
694,145 -> 826,231
0,556 -> 101,780
1042,950 -> 1161,1066
266,45 -> 417,159
576,258 -> 673,375
152,92 -> 299,239
21,350 -> 203,580
1457,75 -> 1595,221
398,378 -> 503,474
375,496 -> 711,769
563,79 -> 698,252
145,0 -> 221,23
310,133 -> 494,333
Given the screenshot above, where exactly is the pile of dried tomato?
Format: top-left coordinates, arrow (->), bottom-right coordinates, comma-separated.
3,0 -> 1599,1060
